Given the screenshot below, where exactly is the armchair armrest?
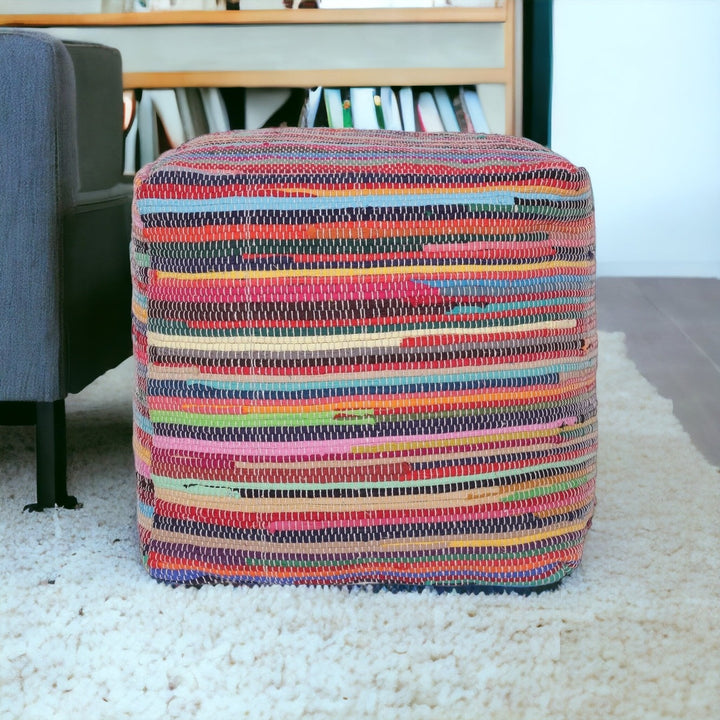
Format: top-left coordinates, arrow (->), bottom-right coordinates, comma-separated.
0,30 -> 78,401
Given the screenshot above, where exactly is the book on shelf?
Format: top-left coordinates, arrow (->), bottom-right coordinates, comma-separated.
433,86 -> 460,132
416,91 -> 444,132
349,87 -> 380,130
443,1 -> 500,7
380,87 -> 403,131
398,87 -> 417,132
256,89 -> 309,128
450,87 -> 472,132
317,1 -> 434,7
323,88 -> 344,128
151,89 -> 187,147
176,88 -> 210,139
244,88 -> 293,129
236,0 -> 287,8
135,0 -> 218,8
460,85 -> 490,133
200,88 -> 231,134
317,0 -> 499,6
0,0 -> 105,11
300,86 -> 324,128
136,92 -> 159,169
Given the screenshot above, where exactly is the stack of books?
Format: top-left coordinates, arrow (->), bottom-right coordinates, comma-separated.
124,84 -> 493,172
316,1 -> 499,7
302,85 -> 490,133
124,87 -> 232,173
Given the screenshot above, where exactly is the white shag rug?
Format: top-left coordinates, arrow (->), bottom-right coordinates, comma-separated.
1,331 -> 718,720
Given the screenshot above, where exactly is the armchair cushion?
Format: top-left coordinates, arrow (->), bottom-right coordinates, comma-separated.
64,40 -> 125,192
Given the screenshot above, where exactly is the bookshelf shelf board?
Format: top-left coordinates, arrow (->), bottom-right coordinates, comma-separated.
0,8 -> 506,28
126,67 -> 510,91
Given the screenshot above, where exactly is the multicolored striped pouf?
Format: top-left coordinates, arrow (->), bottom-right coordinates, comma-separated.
131,128 -> 597,591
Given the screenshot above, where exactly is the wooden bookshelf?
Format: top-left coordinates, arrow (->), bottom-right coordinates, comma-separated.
0,3 -> 519,134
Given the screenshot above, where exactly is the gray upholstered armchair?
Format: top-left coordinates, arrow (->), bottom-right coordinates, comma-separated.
0,30 -> 133,511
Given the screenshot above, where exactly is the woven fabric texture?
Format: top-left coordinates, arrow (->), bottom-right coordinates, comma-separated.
131,128 -> 597,590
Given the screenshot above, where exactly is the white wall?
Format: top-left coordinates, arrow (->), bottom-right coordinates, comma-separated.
551,0 -> 720,277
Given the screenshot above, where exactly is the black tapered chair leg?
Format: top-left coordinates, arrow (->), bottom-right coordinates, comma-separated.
23,400 -> 80,512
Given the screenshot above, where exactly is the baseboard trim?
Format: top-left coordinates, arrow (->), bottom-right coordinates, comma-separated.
597,262 -> 720,279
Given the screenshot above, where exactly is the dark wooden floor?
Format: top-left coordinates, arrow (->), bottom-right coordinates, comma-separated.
597,277 -> 720,468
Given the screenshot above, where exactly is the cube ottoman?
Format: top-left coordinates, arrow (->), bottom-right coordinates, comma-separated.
131,128 -> 597,590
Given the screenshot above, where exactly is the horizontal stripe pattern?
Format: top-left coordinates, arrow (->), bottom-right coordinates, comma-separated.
131,128 -> 597,590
